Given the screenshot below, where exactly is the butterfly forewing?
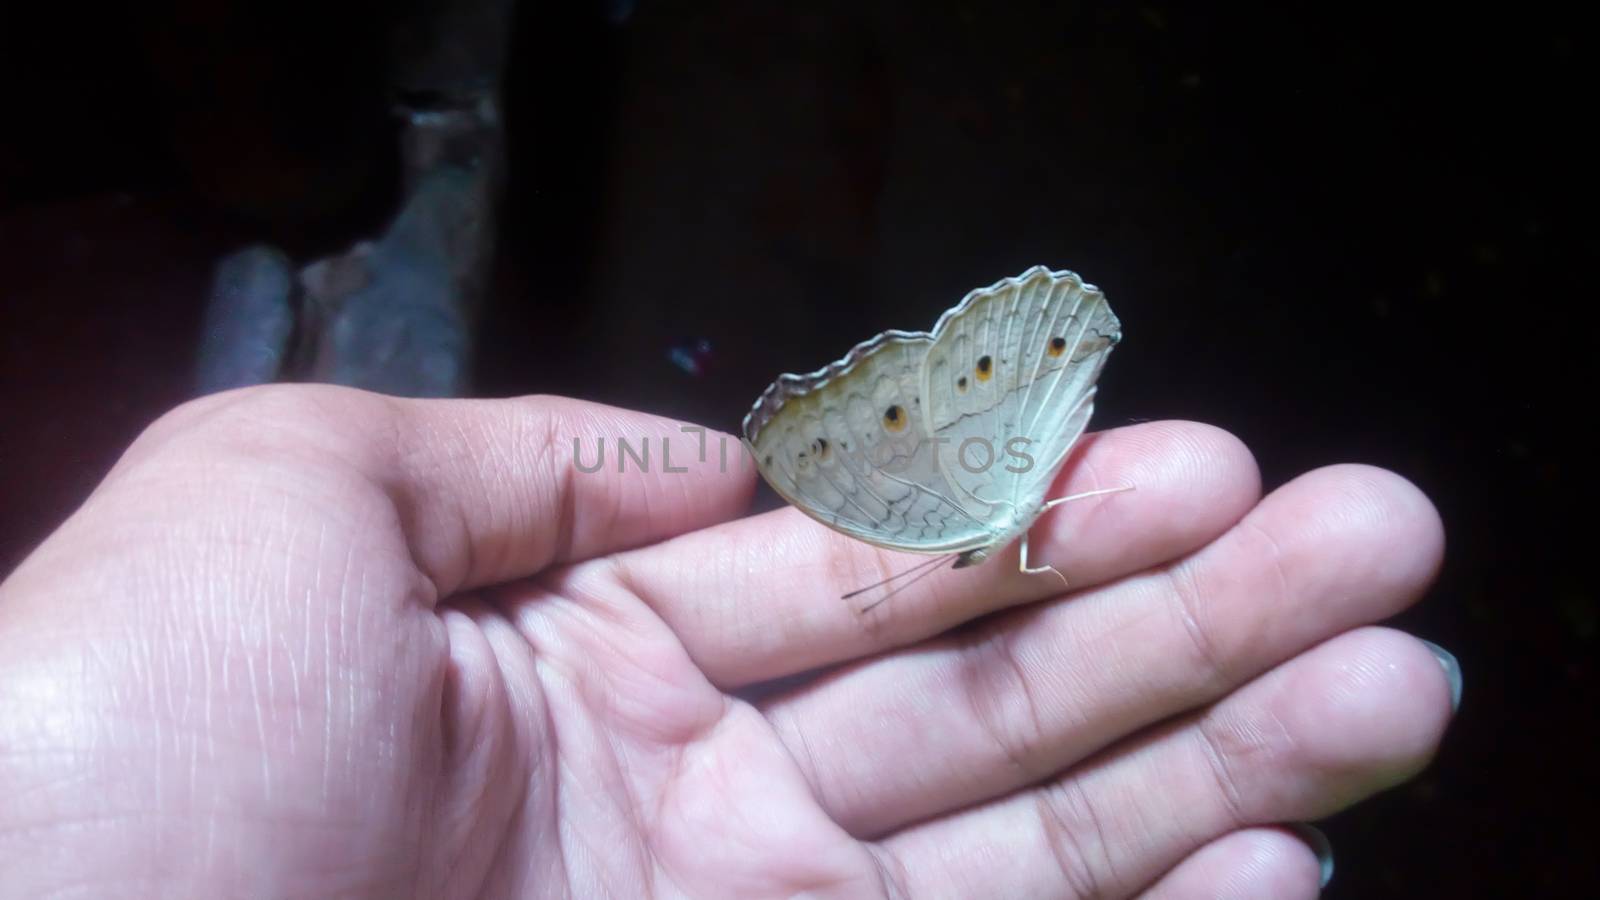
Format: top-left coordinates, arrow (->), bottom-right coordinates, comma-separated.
744,334 -> 994,553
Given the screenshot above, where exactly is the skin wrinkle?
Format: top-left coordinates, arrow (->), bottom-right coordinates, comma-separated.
611,525 -> 726,643
669,440 -> 697,539
443,485 -> 478,608
582,570 -> 700,733
553,701 -> 640,896
448,605 -> 520,896
1226,832 -> 1284,897
960,621 -> 1052,787
540,410 -> 581,573
244,636 -> 271,803
718,529 -> 772,643
1239,518 -> 1294,650
177,571 -> 201,805
497,414 -> 545,580
629,464 -> 654,556
765,703 -> 829,824
341,555 -> 362,783
130,558 -> 168,820
321,540 -> 354,804
289,520 -> 333,757
1193,710 -> 1255,831
1035,777 -> 1111,900
574,407 -> 654,566
530,660 -> 573,900
536,563 -> 735,895
441,414 -> 488,598
540,650 -> 633,877
1163,559 -> 1232,693
649,728 -> 706,896
863,841 -> 912,900
485,409 -> 542,577
388,417 -> 474,604
269,487 -> 293,752
460,777 -> 516,900
458,634 -> 518,899
248,489 -> 295,803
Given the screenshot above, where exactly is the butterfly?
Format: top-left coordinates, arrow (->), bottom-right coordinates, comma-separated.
741,266 -> 1124,604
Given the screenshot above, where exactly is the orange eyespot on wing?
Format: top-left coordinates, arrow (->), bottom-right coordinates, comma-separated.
883,404 -> 907,432
1047,336 -> 1067,357
976,355 -> 993,382
956,374 -> 969,393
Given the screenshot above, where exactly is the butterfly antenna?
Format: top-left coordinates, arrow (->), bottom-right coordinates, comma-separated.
841,552 -> 950,600
842,552 -> 955,602
1041,484 -> 1136,512
855,553 -> 957,613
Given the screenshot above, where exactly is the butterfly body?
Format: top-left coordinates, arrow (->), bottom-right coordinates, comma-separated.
742,266 -> 1120,575
949,506 -> 1042,568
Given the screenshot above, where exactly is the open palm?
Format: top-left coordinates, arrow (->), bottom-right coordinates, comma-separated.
0,387 -> 1455,898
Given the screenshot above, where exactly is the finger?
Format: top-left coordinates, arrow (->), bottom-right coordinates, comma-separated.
764,464 -> 1444,835
872,627 -> 1454,899
616,420 -> 1261,686
100,386 -> 756,596
1140,827 -> 1327,900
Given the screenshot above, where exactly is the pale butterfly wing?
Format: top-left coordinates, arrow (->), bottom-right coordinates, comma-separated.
743,265 -> 1120,562
742,332 -> 995,553
923,267 -> 1120,527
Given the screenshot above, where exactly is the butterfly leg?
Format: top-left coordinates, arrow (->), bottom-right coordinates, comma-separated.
1019,533 -> 1070,591
1019,486 -> 1133,593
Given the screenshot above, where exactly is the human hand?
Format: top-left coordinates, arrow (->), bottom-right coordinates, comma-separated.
0,386 -> 1456,897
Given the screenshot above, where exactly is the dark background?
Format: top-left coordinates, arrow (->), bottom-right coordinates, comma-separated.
2,1 -> 1593,896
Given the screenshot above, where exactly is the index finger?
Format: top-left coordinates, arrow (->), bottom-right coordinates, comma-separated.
613,420 -> 1262,686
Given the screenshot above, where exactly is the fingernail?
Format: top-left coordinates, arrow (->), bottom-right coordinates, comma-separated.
1288,823 -> 1334,888
1420,639 -> 1462,711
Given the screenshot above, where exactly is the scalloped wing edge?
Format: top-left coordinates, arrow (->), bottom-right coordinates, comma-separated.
741,266 -> 1105,444
740,330 -> 933,445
